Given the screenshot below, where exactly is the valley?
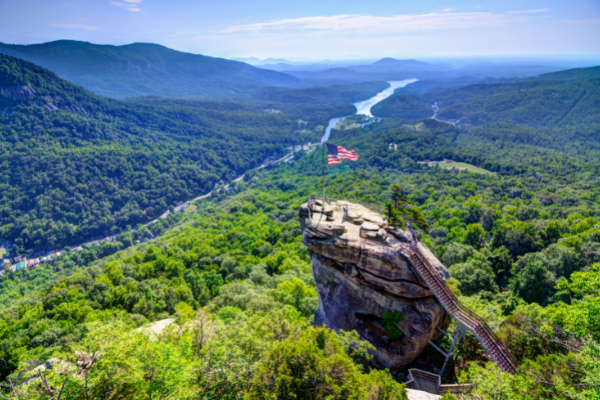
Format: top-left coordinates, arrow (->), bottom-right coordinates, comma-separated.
0,33 -> 599,400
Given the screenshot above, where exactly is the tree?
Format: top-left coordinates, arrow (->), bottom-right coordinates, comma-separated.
247,327 -> 408,400
510,259 -> 556,305
449,261 -> 499,295
382,311 -> 404,339
383,184 -> 429,233
463,223 -> 486,249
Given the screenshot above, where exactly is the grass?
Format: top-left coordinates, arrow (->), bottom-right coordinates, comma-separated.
185,205 -> 197,213
0,248 -> 5,258
439,162 -> 495,175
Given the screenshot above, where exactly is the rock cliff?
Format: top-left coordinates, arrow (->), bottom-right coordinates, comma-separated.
299,200 -> 450,370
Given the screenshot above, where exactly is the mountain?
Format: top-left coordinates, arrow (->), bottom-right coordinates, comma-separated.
0,54 -> 392,253
427,65 -> 600,127
371,65 -> 600,127
0,40 -> 299,98
0,54 -> 310,252
232,57 -> 291,65
535,65 -> 600,81
281,58 -> 448,85
260,62 -> 340,72
283,67 -> 370,85
2,52 -> 600,399
352,57 -> 435,73
277,57 -> 584,86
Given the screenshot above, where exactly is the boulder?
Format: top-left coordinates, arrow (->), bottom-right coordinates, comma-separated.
300,200 -> 450,370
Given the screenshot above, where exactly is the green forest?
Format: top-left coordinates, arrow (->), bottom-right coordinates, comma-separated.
1,51 -> 600,399
0,55 -> 383,253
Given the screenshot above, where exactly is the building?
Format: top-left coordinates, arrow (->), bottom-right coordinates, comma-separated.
26,259 -> 40,270
12,261 -> 26,272
0,259 -> 11,270
173,203 -> 190,214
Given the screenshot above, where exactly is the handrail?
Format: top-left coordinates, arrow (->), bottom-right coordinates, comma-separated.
404,244 -> 518,374
309,194 -> 331,204
304,208 -> 518,374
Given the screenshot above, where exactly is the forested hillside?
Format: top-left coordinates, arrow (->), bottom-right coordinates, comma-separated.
2,51 -> 600,399
2,118 -> 600,397
372,66 -> 600,128
0,55 -> 386,253
0,40 -> 299,98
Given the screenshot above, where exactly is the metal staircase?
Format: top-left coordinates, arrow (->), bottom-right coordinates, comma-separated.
404,244 -> 518,375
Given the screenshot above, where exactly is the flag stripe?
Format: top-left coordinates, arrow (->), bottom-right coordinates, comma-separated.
326,143 -> 360,165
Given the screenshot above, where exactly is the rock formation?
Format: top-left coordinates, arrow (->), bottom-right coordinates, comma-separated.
299,200 -> 450,370
0,85 -> 36,101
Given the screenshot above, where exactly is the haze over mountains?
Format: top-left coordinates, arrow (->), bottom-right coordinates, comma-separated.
2,40 -> 595,100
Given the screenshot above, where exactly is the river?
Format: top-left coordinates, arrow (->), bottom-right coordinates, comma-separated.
320,78 -> 418,143
54,78 -> 418,256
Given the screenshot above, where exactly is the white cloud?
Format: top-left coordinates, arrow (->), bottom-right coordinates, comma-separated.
508,9 -> 549,14
51,23 -> 99,31
222,10 -> 550,36
111,0 -> 142,12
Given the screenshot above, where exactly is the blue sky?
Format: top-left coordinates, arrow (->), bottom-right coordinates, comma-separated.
0,0 -> 599,60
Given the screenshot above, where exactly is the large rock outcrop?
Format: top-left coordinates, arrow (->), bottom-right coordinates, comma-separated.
300,200 -> 450,370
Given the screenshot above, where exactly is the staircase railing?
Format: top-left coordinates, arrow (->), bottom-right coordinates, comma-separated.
304,217 -> 518,374
404,245 -> 518,374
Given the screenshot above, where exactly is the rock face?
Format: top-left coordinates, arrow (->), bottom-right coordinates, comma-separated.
0,85 -> 36,101
300,200 -> 450,370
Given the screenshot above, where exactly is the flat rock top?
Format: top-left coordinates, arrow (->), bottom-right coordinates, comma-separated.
307,200 -> 402,241
303,200 -> 450,281
362,222 -> 380,231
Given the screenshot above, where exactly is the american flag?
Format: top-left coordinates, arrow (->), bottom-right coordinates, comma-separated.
326,143 -> 359,165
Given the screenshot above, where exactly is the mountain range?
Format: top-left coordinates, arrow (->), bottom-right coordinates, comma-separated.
0,40 -> 299,98
267,57 -> 582,86
1,40 -> 587,99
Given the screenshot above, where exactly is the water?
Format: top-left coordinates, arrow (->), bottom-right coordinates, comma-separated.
320,117 -> 345,143
353,79 -> 418,117
320,78 -> 418,143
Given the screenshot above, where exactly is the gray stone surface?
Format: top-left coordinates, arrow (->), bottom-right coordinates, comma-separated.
406,389 -> 441,400
300,201 -> 450,370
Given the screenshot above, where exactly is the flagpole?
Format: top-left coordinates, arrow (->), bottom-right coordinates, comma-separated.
322,142 -> 326,207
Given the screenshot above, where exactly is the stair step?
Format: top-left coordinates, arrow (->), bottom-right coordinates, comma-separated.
407,247 -> 517,374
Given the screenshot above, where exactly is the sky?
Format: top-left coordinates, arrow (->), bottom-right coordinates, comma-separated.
0,0 -> 599,60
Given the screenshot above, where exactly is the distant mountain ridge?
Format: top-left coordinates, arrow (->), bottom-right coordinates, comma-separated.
231,56 -> 291,65
265,57 -> 586,86
353,57 -> 435,73
0,40 -> 299,98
